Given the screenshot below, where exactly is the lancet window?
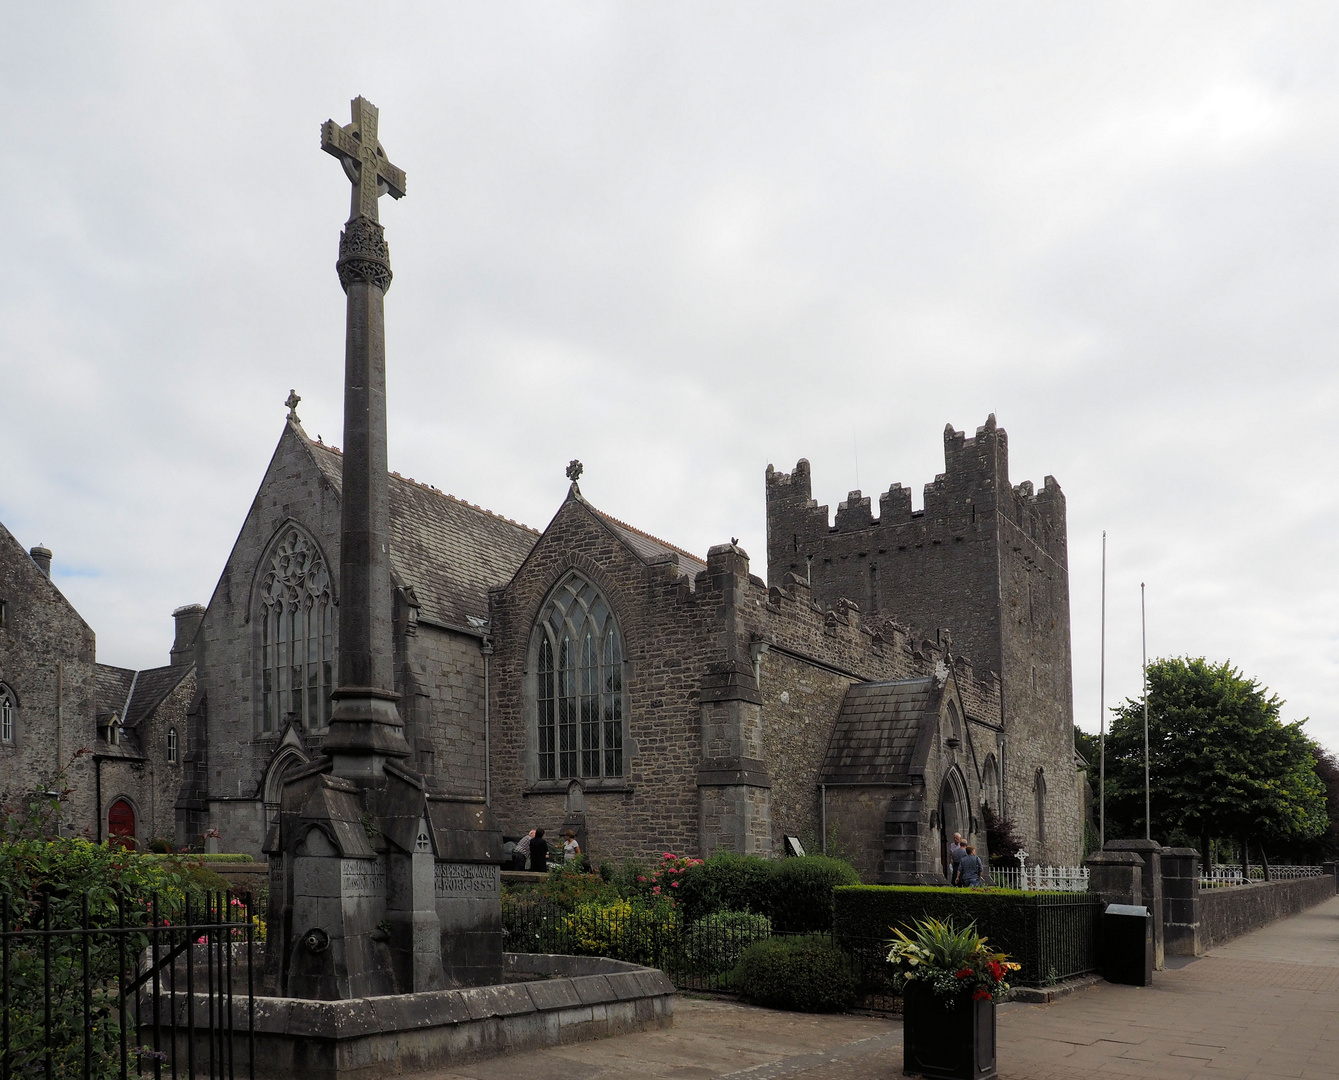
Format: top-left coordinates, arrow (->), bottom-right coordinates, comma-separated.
0,686 -> 14,744
257,527 -> 334,734
534,574 -> 624,781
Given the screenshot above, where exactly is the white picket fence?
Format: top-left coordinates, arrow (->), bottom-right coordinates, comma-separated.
987,865 -> 1091,892
1199,864 -> 1327,888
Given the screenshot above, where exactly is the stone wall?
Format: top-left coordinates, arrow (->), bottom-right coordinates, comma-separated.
400,622 -> 487,797
0,524 -> 98,835
1199,875 -> 1337,951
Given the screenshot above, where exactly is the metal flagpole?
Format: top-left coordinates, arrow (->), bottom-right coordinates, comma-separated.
1099,531 -> 1106,849
1141,581 -> 1150,842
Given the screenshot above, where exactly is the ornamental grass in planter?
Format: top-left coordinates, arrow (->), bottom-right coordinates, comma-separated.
885,918 -> 1019,1080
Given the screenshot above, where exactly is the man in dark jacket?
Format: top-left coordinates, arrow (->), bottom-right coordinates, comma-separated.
530,827 -> 551,873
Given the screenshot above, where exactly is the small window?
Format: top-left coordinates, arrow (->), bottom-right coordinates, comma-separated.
0,599 -> 8,629
1035,768 -> 1047,845
167,727 -> 178,763
0,687 -> 14,743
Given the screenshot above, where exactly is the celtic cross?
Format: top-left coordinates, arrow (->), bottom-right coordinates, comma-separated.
321,96 -> 406,224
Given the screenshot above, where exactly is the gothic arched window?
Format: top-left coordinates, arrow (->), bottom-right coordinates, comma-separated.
257,527 -> 334,734
0,685 -> 14,744
534,574 -> 624,781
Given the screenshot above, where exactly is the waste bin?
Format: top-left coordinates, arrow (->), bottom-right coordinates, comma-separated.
1102,903 -> 1153,986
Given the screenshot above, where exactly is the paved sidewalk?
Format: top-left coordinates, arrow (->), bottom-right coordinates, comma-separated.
423,895 -> 1339,1079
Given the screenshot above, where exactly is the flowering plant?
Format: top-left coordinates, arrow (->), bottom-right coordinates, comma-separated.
629,852 -> 704,907
885,917 -> 1020,1001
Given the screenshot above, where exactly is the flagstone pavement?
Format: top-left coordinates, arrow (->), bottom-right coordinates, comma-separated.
425,895 -> 1339,1079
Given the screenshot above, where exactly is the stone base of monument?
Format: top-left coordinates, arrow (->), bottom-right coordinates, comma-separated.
155,953 -> 675,1078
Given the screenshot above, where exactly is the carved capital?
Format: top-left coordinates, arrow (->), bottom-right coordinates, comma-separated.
336,215 -> 393,293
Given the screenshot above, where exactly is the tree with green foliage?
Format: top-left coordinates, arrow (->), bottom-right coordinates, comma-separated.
1104,657 -> 1327,865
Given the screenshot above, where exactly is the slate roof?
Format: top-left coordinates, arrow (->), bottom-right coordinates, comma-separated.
306,437 -> 540,629
95,665 -> 136,720
123,665 -> 192,729
819,678 -> 937,785
590,505 -> 708,586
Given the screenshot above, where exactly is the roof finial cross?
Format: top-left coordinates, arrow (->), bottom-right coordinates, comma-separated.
321,96 -> 407,224
285,389 -> 301,422
566,459 -> 583,483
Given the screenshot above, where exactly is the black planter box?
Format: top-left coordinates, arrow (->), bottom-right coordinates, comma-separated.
902,982 -> 997,1079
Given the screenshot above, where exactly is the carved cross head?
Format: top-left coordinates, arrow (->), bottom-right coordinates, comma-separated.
566,459 -> 583,483
321,96 -> 407,223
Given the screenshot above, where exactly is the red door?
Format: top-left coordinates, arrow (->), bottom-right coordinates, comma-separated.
108,800 -> 136,849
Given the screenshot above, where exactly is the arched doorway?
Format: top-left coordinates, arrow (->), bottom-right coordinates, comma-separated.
938,770 -> 969,879
108,799 -> 136,849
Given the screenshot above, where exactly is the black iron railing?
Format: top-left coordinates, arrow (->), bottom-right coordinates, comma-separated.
1013,892 -> 1103,986
1,890 -> 255,1080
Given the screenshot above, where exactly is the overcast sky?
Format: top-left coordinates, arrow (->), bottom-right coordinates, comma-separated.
3,3 -> 1337,750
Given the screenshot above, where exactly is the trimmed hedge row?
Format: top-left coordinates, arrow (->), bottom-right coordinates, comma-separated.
833,885 -> 1101,987
835,885 -> 1036,943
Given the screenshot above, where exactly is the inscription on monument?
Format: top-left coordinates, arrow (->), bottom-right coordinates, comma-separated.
341,859 -> 386,897
434,862 -> 500,898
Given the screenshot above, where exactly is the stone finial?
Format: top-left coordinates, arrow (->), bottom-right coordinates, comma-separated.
286,389 -> 301,422
566,459 -> 583,483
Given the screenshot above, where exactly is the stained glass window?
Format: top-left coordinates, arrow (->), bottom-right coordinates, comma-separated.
258,528 -> 334,734
535,575 -> 624,780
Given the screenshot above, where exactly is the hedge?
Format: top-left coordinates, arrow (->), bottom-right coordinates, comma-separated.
833,885 -> 1102,987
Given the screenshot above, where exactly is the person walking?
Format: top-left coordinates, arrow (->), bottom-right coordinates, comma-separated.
948,832 -> 967,884
957,844 -> 984,888
530,827 -> 551,873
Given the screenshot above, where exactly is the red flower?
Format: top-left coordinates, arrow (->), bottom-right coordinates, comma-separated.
955,968 -> 973,980
670,881 -> 680,887
987,960 -> 1004,981
973,988 -> 992,1001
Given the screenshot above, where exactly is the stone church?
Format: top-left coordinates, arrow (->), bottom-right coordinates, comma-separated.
0,408 -> 1081,881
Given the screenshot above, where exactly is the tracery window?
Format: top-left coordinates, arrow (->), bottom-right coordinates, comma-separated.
0,686 -> 14,744
258,528 -> 334,734
534,575 -> 624,781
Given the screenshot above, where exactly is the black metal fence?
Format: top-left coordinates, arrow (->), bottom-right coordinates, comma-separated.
1013,893 -> 1103,987
1,890 -> 255,1080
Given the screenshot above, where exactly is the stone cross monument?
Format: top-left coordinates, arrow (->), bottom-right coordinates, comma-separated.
320,96 -> 410,775
265,97 -> 504,1001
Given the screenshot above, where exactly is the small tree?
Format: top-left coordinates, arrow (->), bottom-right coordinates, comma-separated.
981,804 -> 1023,865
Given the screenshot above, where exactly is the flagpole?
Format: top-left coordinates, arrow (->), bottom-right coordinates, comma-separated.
1141,581 -> 1150,842
1099,531 -> 1106,849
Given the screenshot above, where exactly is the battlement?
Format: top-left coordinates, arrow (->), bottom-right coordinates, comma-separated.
766,415 -> 1063,545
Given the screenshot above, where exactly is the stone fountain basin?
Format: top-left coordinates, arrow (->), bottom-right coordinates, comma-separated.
161,953 -> 675,1079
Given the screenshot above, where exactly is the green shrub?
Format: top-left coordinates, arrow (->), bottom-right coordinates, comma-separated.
676,853 -> 776,922
678,909 -> 771,977
733,934 -> 857,1012
560,898 -> 678,966
769,856 -> 861,932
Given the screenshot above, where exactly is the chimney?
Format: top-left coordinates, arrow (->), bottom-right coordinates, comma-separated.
171,604 -> 205,667
29,546 -> 52,578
